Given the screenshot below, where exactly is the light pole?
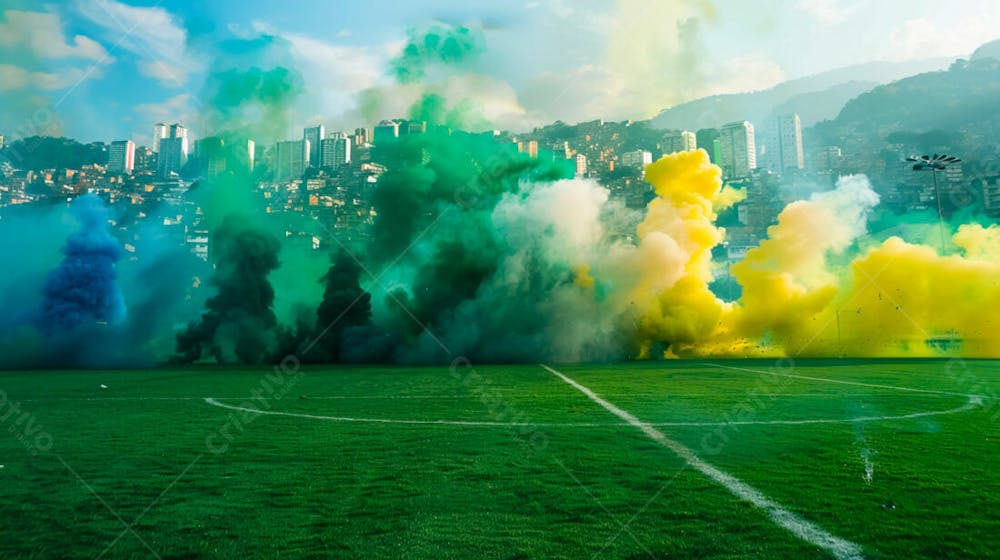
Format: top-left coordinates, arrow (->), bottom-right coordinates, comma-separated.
906,153 -> 961,253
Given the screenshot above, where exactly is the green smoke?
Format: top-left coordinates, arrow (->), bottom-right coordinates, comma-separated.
202,35 -> 305,145
360,130 -> 639,363
409,93 -> 491,131
176,34 -> 313,364
391,24 -> 486,83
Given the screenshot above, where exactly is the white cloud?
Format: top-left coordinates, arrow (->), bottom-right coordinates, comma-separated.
601,0 -> 716,117
138,60 -> 188,88
520,65 -> 622,123
249,22 -> 391,132
887,16 -> 998,60
440,75 -> 536,130
75,0 -> 196,87
246,21 -> 543,132
549,0 -> 575,19
0,9 -> 109,61
517,0 -> 784,123
0,9 -> 109,94
134,93 -> 195,121
0,64 -> 90,91
706,56 -> 786,95
799,0 -> 859,25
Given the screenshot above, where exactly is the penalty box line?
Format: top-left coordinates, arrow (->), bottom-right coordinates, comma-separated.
540,364 -> 866,560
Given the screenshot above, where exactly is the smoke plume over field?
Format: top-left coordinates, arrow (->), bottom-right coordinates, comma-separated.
3,23 -> 1000,368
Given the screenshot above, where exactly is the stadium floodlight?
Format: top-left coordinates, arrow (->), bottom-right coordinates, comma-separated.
906,154 -> 961,253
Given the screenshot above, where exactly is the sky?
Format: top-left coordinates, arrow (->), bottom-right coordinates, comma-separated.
2,0 -> 1000,145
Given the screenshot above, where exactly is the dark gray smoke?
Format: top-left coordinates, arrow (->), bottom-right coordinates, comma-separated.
175,215 -> 281,364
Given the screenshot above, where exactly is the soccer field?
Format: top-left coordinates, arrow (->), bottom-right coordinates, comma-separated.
1,360 -> 998,559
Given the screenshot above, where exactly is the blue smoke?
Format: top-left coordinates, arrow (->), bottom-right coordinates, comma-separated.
39,194 -> 126,331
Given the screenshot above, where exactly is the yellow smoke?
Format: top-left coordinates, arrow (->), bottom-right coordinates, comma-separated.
830,235 -> 1000,357
625,152 -> 1000,358
627,149 -> 728,357
715,184 -> 746,211
605,0 -> 716,118
573,263 -> 596,288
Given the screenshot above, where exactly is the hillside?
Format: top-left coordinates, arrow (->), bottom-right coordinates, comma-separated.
813,57 -> 1000,142
649,58 -> 951,131
971,38 -> 1000,61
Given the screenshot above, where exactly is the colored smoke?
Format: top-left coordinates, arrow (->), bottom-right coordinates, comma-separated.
6,21 -> 1000,367
39,194 -> 126,331
175,216 -> 282,364
391,24 -> 486,83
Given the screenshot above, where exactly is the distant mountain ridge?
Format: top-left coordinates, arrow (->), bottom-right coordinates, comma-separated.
971,39 -> 1000,61
813,56 -> 1000,143
649,58 -> 953,131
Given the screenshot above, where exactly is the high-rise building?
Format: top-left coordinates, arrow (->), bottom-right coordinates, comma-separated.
981,176 -> 1000,218
621,150 -> 653,169
245,139 -> 256,173
696,128 -> 720,163
153,123 -> 169,152
108,140 -> 135,175
157,138 -> 186,178
275,139 -> 309,182
373,121 -> 399,144
198,136 -> 255,178
399,121 -> 426,136
196,137 -> 222,175
758,114 -> 804,172
718,121 -> 756,180
157,137 -> 186,177
155,124 -> 189,178
551,141 -> 570,159
320,136 -> 351,168
661,130 -> 697,156
516,140 -> 539,158
354,127 -> 371,146
134,146 -> 154,172
303,125 -> 325,166
777,114 -> 804,171
169,123 -> 187,143
575,154 -> 588,176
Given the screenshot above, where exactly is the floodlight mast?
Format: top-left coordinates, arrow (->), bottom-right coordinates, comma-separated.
906,154 -> 961,253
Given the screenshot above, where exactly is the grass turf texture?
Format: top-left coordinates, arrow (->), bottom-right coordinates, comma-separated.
0,360 -> 998,559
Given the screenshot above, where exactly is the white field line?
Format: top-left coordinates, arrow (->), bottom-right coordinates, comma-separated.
659,396 -> 980,426
201,396 -> 978,428
540,364 -> 866,560
203,398 -> 603,426
706,363 -> 998,400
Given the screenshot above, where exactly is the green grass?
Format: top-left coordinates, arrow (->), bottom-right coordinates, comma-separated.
1,360 -> 998,559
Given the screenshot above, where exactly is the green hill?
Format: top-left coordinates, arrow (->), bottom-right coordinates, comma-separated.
814,58 -> 1000,142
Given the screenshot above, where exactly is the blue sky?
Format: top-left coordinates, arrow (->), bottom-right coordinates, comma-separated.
3,0 -> 1000,145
